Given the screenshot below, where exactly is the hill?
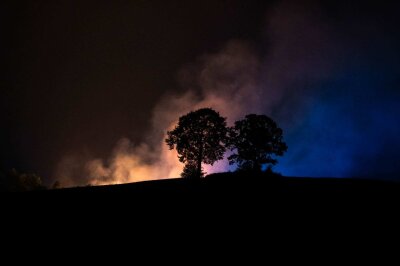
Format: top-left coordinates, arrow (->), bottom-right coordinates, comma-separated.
5,172 -> 400,225
44,172 -> 400,200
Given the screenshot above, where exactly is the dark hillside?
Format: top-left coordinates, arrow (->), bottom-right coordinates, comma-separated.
42,172 -> 400,202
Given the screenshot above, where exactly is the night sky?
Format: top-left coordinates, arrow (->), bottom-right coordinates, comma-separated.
2,0 -> 400,186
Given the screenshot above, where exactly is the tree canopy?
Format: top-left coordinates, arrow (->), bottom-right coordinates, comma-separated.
228,114 -> 287,172
166,108 -> 228,178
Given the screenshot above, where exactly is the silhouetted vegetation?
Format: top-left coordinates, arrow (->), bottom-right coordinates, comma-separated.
166,108 -> 228,178
52,180 -> 61,190
166,109 -> 287,177
0,168 -> 46,192
181,162 -> 203,179
228,114 -> 287,172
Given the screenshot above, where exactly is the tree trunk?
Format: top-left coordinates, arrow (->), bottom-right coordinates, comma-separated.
197,143 -> 203,179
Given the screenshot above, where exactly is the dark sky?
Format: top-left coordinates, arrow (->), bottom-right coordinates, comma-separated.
2,0 -> 400,183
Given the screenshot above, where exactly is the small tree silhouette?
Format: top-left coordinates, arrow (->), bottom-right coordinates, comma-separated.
52,180 -> 61,190
0,168 -> 46,192
228,114 -> 287,172
166,108 -> 228,178
181,162 -> 202,179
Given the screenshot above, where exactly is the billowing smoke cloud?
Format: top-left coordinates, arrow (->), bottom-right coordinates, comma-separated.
55,1 -> 400,187
55,40 -> 263,187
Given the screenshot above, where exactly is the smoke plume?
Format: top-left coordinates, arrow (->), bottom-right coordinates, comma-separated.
55,1 -> 400,187
55,40 -> 263,186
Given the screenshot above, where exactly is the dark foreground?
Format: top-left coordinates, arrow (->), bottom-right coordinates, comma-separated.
4,172 -> 400,228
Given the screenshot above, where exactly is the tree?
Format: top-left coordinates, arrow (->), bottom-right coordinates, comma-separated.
228,114 -> 287,172
181,162 -> 201,179
0,168 -> 46,192
166,108 -> 228,178
52,180 -> 61,190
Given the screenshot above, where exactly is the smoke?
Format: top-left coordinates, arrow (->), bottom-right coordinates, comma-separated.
55,1 -> 400,187
268,2 -> 400,179
55,40 -> 263,187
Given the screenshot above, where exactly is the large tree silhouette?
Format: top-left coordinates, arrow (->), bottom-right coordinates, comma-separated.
166,108 -> 228,178
228,114 -> 287,172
